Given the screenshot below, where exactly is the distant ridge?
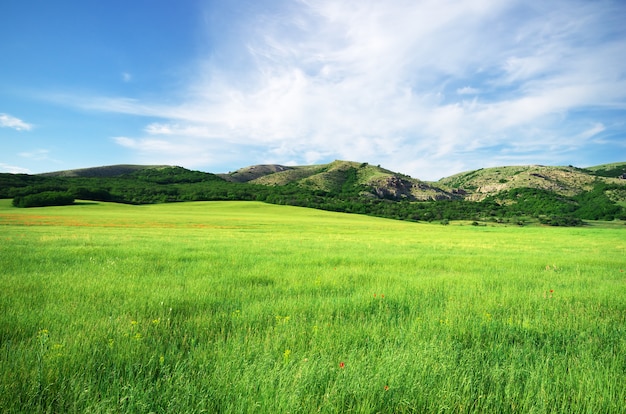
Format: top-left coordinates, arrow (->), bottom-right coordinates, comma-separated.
33,160 -> 626,203
221,160 -> 453,200
218,160 -> 626,202
218,164 -> 295,183
39,164 -> 172,178
436,163 -> 626,201
585,162 -> 626,178
4,159 -> 624,223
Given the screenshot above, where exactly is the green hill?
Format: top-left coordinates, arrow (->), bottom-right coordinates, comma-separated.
435,165 -> 602,201
218,164 -> 299,183
584,162 -> 626,178
222,160 -> 453,201
2,160 -> 625,225
39,164 -> 171,178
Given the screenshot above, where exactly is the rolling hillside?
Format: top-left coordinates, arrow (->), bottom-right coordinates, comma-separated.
436,165 -> 596,201
35,160 -> 626,203
435,163 -> 626,202
39,164 -> 171,178
221,160 -> 453,200
2,160 -> 625,224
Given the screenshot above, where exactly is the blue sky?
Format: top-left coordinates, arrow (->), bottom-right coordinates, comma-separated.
1,0 -> 625,180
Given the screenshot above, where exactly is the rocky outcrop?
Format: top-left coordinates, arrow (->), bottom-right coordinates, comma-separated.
372,175 -> 454,201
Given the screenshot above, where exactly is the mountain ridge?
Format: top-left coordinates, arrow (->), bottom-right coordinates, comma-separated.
36,160 -> 626,203
38,164 -> 172,178
3,159 -> 624,224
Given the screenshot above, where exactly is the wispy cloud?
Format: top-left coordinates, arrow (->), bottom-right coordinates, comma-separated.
0,163 -> 31,174
0,113 -> 33,131
112,135 -> 233,167
457,87 -> 480,95
19,148 -> 52,161
51,0 -> 626,179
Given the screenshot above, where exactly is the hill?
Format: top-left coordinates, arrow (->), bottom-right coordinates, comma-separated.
218,164 -> 297,183
39,164 -> 172,178
583,162 -> 626,178
436,165 -> 598,201
1,160 -> 625,225
222,160 -> 453,201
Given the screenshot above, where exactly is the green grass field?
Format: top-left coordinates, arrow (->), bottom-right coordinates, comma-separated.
1,200 -> 624,413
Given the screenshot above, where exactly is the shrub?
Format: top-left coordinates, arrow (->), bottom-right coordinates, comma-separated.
12,191 -> 75,208
538,215 -> 583,227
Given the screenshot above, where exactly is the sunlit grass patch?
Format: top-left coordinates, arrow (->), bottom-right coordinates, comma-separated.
0,200 -> 624,412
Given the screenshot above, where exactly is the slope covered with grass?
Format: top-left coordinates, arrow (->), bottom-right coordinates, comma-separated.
436,165 -> 600,200
1,200 -> 624,412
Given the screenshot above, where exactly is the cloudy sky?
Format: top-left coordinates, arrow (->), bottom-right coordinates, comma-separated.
1,0 -> 625,180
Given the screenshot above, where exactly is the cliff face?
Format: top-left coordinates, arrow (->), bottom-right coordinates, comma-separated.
371,175 -> 454,201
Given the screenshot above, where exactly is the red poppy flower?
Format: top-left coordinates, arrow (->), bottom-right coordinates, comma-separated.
339,362 -> 345,369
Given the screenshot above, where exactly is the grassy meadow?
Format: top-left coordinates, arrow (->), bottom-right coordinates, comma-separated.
0,199 -> 625,413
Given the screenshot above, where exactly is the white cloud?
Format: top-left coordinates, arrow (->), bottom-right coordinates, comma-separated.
0,163 -> 31,174
0,113 -> 33,131
578,123 -> 605,140
19,148 -> 51,160
112,136 -> 229,167
112,136 -> 136,148
55,0 -> 626,179
457,87 -> 480,95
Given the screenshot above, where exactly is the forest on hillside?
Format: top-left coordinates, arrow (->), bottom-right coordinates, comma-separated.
1,166 -> 625,226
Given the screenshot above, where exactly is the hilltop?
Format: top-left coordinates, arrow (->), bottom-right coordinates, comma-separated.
39,164 -> 171,178
435,164 -> 626,201
220,160 -> 453,201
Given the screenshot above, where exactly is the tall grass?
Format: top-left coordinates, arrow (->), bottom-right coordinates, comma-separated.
1,200 -> 624,413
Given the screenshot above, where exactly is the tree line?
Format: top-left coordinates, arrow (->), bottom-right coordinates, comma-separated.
1,167 -> 624,225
